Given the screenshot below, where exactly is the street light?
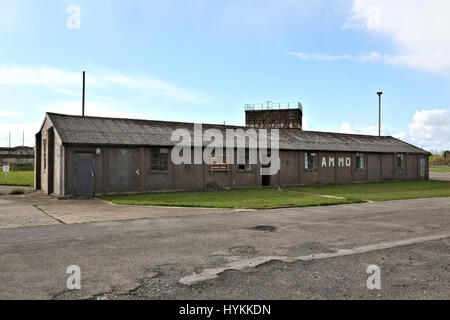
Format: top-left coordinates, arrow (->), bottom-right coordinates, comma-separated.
377,92 -> 383,136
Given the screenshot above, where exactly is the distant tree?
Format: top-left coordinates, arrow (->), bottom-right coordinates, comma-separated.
429,154 -> 445,166
444,150 -> 450,163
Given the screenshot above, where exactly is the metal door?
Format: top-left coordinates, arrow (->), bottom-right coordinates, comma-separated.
75,153 -> 94,196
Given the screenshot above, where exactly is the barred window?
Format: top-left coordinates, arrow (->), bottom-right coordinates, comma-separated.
238,149 -> 252,172
151,148 -> 169,171
305,152 -> 316,170
262,150 -> 272,168
43,138 -> 47,170
356,153 -> 365,169
396,153 -> 405,169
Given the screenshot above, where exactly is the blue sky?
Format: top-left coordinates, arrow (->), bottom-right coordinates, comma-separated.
0,0 -> 449,151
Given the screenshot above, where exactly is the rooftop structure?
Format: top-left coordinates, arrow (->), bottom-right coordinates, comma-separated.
245,101 -> 303,129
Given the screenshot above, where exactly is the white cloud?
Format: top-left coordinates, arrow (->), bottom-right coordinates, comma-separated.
338,121 -> 406,139
302,116 -> 310,130
293,2 -> 450,75
289,51 -> 382,63
392,132 -> 407,140
0,65 -> 209,104
345,0 -> 450,75
337,108 -> 449,151
340,121 -> 352,133
408,109 -> 450,150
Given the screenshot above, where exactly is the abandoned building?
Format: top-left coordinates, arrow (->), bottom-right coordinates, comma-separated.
0,146 -> 34,167
34,105 -> 430,196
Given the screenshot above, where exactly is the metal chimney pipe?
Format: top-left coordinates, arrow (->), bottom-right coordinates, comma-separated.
82,71 -> 86,116
377,92 -> 383,136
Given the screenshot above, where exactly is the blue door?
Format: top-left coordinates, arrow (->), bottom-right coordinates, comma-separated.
75,153 -> 94,196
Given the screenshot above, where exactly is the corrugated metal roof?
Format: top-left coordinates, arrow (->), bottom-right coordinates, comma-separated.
47,113 -> 429,154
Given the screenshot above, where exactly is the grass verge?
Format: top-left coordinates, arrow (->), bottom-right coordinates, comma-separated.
430,167 -> 450,173
0,171 -> 34,186
288,181 -> 450,202
102,188 -> 362,208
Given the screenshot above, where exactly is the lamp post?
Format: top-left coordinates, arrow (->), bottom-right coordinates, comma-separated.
377,92 -> 383,136
82,71 -> 85,116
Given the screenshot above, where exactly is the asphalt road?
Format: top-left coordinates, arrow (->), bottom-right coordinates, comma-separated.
125,239 -> 450,300
430,171 -> 450,181
0,197 -> 449,299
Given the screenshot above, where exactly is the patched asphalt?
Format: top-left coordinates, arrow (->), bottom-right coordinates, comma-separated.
0,197 -> 448,299
106,239 -> 450,300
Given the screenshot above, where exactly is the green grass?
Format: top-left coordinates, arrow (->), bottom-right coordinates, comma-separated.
430,166 -> 450,173
289,181 -> 450,202
0,171 -> 34,186
9,189 -> 25,195
8,165 -> 34,172
103,188 -> 362,208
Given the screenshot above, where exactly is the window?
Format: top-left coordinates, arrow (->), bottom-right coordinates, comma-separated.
262,150 -> 271,168
356,153 -> 365,169
43,138 -> 47,170
305,152 -> 316,170
238,149 -> 252,172
396,153 -> 405,169
151,148 -> 169,171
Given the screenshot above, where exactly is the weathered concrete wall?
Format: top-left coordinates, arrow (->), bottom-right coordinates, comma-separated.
34,116 -> 64,195
280,150 -> 301,186
176,164 -> 204,190
246,108 -> 302,129
317,152 -> 336,185
34,133 -> 41,190
53,132 -> 63,195
335,152 -> 352,184
0,147 -> 34,166
406,154 -> 418,180
40,117 -> 53,194
367,154 -> 381,182
60,144 -> 427,196
296,151 -> 423,187
381,153 -> 395,181
108,148 -> 141,193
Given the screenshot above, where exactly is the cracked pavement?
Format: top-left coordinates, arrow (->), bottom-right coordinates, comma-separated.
0,197 -> 449,299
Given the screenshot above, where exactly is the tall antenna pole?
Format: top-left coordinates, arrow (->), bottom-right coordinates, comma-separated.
377,92 -> 383,136
9,131 -> 11,148
23,130 -> 24,146
82,71 -> 86,116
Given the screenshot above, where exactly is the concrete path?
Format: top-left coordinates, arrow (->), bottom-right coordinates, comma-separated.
0,197 -> 448,299
430,171 -> 450,181
0,192 -> 243,229
0,196 -> 60,229
0,186 -> 34,195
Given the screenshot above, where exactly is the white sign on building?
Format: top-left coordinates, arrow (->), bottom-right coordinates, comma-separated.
321,157 -> 351,168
